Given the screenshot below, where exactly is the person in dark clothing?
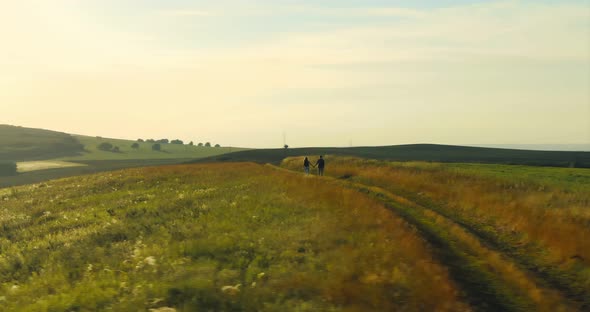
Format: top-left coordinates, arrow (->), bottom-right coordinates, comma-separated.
314,155 -> 325,176
303,157 -> 311,175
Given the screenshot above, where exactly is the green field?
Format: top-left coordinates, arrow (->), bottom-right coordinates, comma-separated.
2,125 -> 590,310
0,156 -> 589,310
0,163 -> 470,311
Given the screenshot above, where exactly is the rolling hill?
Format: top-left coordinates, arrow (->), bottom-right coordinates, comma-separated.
62,136 -> 240,161
193,144 -> 590,168
0,125 -> 84,161
0,125 -> 246,186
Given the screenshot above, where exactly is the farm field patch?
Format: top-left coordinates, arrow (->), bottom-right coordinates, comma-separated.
17,161 -> 86,173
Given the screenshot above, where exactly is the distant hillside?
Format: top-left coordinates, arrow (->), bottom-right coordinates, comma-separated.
0,125 -> 249,187
0,125 -> 84,161
65,135 -> 243,161
192,144 -> 590,168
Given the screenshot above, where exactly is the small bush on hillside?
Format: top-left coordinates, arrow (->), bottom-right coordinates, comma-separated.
171,139 -> 184,145
198,143 -> 204,147
97,142 -> 113,151
205,142 -> 211,147
113,146 -> 120,153
131,143 -> 140,149
0,162 -> 17,176
215,144 -> 221,148
152,144 -> 161,151
189,141 -> 194,146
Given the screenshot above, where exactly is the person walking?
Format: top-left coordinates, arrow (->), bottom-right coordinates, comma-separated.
314,155 -> 325,176
303,157 -> 311,175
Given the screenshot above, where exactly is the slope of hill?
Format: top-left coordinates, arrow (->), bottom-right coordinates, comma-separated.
0,163 -> 470,311
0,125 -> 84,161
0,125 -> 247,185
1,160 -> 585,310
193,144 -> 590,168
61,135 -> 242,161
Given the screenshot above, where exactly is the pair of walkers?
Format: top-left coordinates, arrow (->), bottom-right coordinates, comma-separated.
303,156 -> 325,176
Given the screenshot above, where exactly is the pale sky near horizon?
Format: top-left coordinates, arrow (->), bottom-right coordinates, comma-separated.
1,0 -> 589,148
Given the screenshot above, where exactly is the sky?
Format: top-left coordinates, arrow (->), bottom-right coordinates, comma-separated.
1,0 -> 589,148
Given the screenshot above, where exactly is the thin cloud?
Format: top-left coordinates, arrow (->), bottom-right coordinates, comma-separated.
160,9 -> 214,17
326,7 -> 427,18
238,5 -> 427,18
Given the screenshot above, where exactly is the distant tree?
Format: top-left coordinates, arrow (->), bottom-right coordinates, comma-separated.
0,162 -> 17,176
157,139 -> 169,144
146,139 -> 155,143
171,139 -> 184,145
284,144 -> 289,149
113,146 -> 120,153
137,139 -> 144,142
98,142 -> 114,151
215,144 -> 221,148
189,141 -> 194,146
152,143 -> 161,151
198,143 -> 204,147
205,142 -> 211,147
131,143 -> 140,149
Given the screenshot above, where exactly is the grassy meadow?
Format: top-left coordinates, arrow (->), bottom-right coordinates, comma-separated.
2,131 -> 590,311
283,156 -> 590,310
0,163 -> 470,311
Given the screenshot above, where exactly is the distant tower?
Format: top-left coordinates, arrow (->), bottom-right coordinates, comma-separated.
283,131 -> 287,148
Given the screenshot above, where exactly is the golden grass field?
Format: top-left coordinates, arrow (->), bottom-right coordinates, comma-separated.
282,156 -> 590,311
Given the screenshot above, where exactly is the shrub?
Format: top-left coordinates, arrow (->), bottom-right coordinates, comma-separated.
189,141 -> 194,146
131,143 -> 140,149
198,143 -> 204,147
205,142 -> 211,147
215,144 -> 221,148
0,162 -> 17,176
157,139 -> 169,144
171,139 -> 184,145
152,144 -> 161,151
97,143 -> 113,151
113,146 -> 120,153
137,139 -> 144,142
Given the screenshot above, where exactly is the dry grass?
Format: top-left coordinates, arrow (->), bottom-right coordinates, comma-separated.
282,156 -> 590,308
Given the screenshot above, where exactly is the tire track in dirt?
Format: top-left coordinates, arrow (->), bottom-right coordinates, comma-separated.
376,184 -> 590,310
